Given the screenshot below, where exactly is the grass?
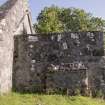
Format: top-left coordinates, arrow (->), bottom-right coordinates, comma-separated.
0,93 -> 105,105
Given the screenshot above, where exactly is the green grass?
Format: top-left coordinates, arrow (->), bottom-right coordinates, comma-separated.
0,93 -> 105,105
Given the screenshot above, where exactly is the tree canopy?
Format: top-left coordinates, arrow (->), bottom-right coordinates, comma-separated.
34,6 -> 105,33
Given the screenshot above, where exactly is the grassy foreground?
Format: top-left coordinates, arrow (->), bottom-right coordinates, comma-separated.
0,93 -> 105,105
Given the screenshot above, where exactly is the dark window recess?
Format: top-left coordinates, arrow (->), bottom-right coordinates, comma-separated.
37,73 -> 40,77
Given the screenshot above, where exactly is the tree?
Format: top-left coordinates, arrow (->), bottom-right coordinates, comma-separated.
90,17 -> 105,31
34,6 -> 64,33
34,6 -> 105,33
59,8 -> 92,31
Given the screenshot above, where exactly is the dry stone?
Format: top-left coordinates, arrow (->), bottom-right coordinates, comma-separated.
13,32 -> 105,96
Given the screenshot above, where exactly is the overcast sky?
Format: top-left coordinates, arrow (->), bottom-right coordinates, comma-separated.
0,0 -> 105,23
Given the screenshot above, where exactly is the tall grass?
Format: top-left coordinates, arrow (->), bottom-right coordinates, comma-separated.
0,93 -> 105,105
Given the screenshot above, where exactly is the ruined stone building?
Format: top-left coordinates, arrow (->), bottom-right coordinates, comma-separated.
0,0 -> 105,95
0,0 -> 34,94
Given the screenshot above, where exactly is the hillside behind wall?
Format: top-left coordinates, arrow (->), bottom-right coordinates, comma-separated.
0,0 -> 34,94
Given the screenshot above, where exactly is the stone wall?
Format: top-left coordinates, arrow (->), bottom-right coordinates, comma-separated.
13,32 -> 105,95
0,0 -> 33,94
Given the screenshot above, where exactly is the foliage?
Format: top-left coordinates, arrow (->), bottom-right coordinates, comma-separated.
34,6 -> 105,33
0,93 -> 105,105
34,6 -> 64,33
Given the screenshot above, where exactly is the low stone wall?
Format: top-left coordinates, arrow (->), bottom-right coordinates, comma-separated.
13,32 -> 105,96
